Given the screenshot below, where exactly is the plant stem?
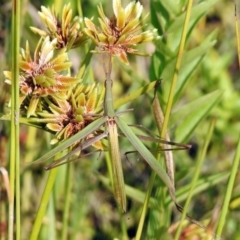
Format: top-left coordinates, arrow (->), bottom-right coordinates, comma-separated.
135,0 -> 193,237
30,167 -> 59,240
103,55 -> 127,212
160,0 -> 193,139
135,173 -> 155,240
9,0 -> 20,239
215,134 -> 240,238
174,119 -> 215,240
76,44 -> 94,80
61,163 -> 73,240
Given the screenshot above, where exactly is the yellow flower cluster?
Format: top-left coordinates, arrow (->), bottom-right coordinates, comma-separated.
30,3 -> 88,49
4,1 -> 157,147
36,83 -> 103,148
4,37 -> 78,117
84,0 -> 158,64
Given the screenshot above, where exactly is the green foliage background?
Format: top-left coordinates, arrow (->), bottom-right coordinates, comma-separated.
0,0 -> 240,239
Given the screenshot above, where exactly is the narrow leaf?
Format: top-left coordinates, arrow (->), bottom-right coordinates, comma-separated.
172,90 -> 223,142
116,117 -> 174,193
99,171 -> 230,209
174,119 -> 216,239
216,134 -> 240,237
110,81 -> 157,111
33,117 -> 106,164
167,0 -> 220,34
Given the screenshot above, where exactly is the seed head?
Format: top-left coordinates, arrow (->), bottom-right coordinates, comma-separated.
84,0 -> 159,64
4,37 -> 78,117
30,3 -> 88,49
35,83 -> 104,150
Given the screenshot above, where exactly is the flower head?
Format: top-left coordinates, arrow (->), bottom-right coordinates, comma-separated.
84,0 -> 158,64
35,83 -> 104,150
4,37 -> 78,117
30,3 -> 88,49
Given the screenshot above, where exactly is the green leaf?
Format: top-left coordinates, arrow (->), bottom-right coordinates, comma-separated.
174,120 -> 215,239
158,0 -> 179,15
174,31 -> 218,101
216,135 -> 240,237
167,0 -> 220,33
98,171 -> 229,209
116,117 -> 174,193
33,117 -> 106,164
95,80 -> 158,113
160,30 -> 218,102
171,90 -> 223,142
154,227 -> 174,240
154,39 -> 175,58
150,1 -> 166,36
113,81 -> 157,110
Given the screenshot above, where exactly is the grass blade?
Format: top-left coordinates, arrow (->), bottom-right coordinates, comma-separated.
98,171 -> 230,210
174,119 -> 215,240
160,0 -> 193,138
116,117 -> 174,194
173,90 -> 223,142
135,0 -> 194,238
9,0 -> 20,238
61,163 -> 73,240
95,81 -> 158,112
44,132 -> 107,169
30,157 -> 59,240
33,117 -> 106,164
215,134 -> 240,237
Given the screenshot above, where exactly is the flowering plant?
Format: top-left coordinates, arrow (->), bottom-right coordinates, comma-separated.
84,0 -> 158,64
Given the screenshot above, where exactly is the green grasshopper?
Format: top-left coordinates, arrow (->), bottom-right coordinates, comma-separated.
34,54 -> 188,213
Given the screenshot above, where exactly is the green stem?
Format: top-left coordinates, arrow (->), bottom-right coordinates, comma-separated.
47,194 -> 56,240
135,0 -> 193,237
119,207 -> 128,240
76,44 -> 94,80
215,134 -> 240,237
76,0 -> 95,82
103,55 -> 126,212
9,0 -> 20,239
61,163 -> 73,240
174,119 -> 215,240
77,0 -> 89,55
160,0 -> 193,139
29,167 -> 59,240
135,173 -> 155,240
